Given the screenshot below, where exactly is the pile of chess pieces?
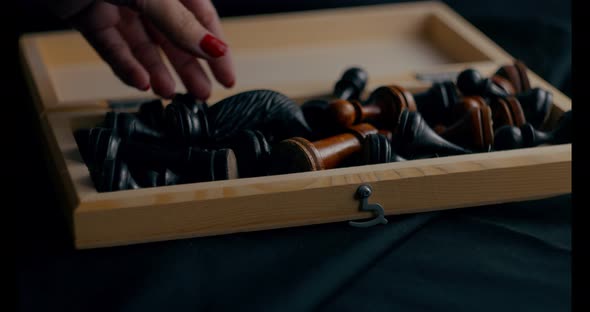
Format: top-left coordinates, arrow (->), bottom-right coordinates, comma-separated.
74,61 -> 572,192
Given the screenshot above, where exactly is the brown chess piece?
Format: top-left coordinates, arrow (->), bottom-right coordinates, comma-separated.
488,96 -> 527,129
326,85 -> 418,131
301,67 -> 368,139
494,60 -> 531,94
268,123 -> 378,174
435,96 -> 494,152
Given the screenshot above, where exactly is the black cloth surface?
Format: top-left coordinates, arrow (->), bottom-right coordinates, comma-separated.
9,1 -> 571,311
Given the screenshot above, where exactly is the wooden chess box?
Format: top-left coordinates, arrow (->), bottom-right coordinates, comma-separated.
20,1 -> 571,249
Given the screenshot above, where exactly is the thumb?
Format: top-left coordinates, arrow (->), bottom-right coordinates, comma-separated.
107,0 -> 228,60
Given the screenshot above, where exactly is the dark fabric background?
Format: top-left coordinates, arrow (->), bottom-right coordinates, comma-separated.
8,1 -> 572,311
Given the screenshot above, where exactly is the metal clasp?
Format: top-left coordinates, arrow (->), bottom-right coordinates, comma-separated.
349,184 -> 388,228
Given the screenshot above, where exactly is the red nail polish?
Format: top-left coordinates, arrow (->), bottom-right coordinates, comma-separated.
200,34 -> 228,58
141,84 -> 151,91
225,79 -> 235,88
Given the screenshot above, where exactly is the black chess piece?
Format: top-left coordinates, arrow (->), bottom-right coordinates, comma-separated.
137,99 -> 166,131
514,88 -> 553,129
488,96 -> 526,129
84,127 -> 140,192
206,89 -> 312,144
333,67 -> 369,101
413,81 -> 461,126
361,133 -> 405,165
130,166 -> 180,188
456,68 -> 514,99
74,127 -> 99,167
164,93 -> 210,145
103,111 -> 164,143
392,110 -> 471,159
362,85 -> 418,131
214,130 -> 271,178
121,140 -> 239,183
493,110 -> 572,150
268,123 -> 378,174
302,67 -> 368,139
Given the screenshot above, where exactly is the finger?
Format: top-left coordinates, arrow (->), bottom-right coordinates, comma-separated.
146,22 -> 212,100
111,0 -> 229,61
71,2 -> 149,90
181,0 -> 235,88
117,8 -> 176,98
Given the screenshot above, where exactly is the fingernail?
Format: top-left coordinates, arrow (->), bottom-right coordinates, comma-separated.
224,79 -> 235,88
141,84 -> 151,91
199,34 -> 228,58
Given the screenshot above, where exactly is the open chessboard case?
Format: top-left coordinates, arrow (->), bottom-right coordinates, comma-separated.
20,1 -> 571,249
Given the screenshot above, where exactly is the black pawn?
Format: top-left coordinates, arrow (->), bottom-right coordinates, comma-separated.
515,88 -> 553,129
493,110 -> 571,150
302,67 -> 368,139
456,68 -> 509,99
333,67 -> 369,101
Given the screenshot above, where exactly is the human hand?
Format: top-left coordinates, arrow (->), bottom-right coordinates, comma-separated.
66,0 -> 235,100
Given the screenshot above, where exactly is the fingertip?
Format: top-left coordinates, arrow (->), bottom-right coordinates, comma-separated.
192,87 -> 211,101
208,54 -> 236,90
224,78 -> 235,89
150,74 -> 176,99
